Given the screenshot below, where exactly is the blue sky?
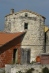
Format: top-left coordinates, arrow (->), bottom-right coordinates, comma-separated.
0,0 -> 49,30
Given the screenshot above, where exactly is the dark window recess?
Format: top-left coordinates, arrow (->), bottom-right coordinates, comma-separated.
24,23 -> 28,29
45,32 -> 46,43
25,13 -> 28,17
13,49 -> 17,63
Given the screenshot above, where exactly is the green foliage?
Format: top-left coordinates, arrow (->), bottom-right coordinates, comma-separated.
42,67 -> 49,73
16,71 -> 22,73
26,68 -> 34,73
18,71 -> 22,73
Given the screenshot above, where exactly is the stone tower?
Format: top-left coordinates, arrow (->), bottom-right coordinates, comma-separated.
4,9 -> 46,62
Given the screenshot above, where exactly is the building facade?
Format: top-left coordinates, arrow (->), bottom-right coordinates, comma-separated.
4,9 -> 46,62
0,32 -> 25,67
0,9 -> 49,67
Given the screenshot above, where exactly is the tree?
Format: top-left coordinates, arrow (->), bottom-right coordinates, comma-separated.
42,67 -> 49,73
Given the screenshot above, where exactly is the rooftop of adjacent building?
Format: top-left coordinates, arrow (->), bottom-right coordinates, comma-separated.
45,26 -> 49,32
0,32 -> 25,47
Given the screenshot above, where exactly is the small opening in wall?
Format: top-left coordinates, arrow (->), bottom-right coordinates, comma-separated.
24,23 -> 28,30
13,49 -> 18,64
25,13 -> 28,17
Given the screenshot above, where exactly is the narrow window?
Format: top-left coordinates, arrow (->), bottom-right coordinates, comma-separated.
24,23 -> 28,29
25,13 -> 28,17
13,49 -> 18,63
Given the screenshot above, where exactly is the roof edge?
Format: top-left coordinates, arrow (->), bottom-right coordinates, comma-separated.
5,9 -> 46,19
0,32 -> 26,47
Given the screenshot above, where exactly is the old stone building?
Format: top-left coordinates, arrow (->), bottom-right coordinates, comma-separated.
0,9 -> 49,68
4,9 -> 45,61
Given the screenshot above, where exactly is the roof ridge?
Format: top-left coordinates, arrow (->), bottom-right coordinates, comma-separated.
5,9 -> 46,19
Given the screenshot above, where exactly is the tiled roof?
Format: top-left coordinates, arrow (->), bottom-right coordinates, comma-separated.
0,32 -> 25,47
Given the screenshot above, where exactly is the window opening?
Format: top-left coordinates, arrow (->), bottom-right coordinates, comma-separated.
25,13 -> 28,17
24,23 -> 28,29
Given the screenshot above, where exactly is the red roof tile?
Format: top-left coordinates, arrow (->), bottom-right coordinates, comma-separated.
0,32 -> 25,47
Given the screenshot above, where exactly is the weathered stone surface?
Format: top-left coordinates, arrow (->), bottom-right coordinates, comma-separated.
5,64 -> 13,73
0,68 -> 5,73
21,49 -> 30,64
4,10 -> 45,62
5,64 -> 49,73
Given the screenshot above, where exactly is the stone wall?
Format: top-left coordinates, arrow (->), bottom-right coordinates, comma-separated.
5,64 -> 49,73
4,10 -> 45,62
0,68 -> 5,73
